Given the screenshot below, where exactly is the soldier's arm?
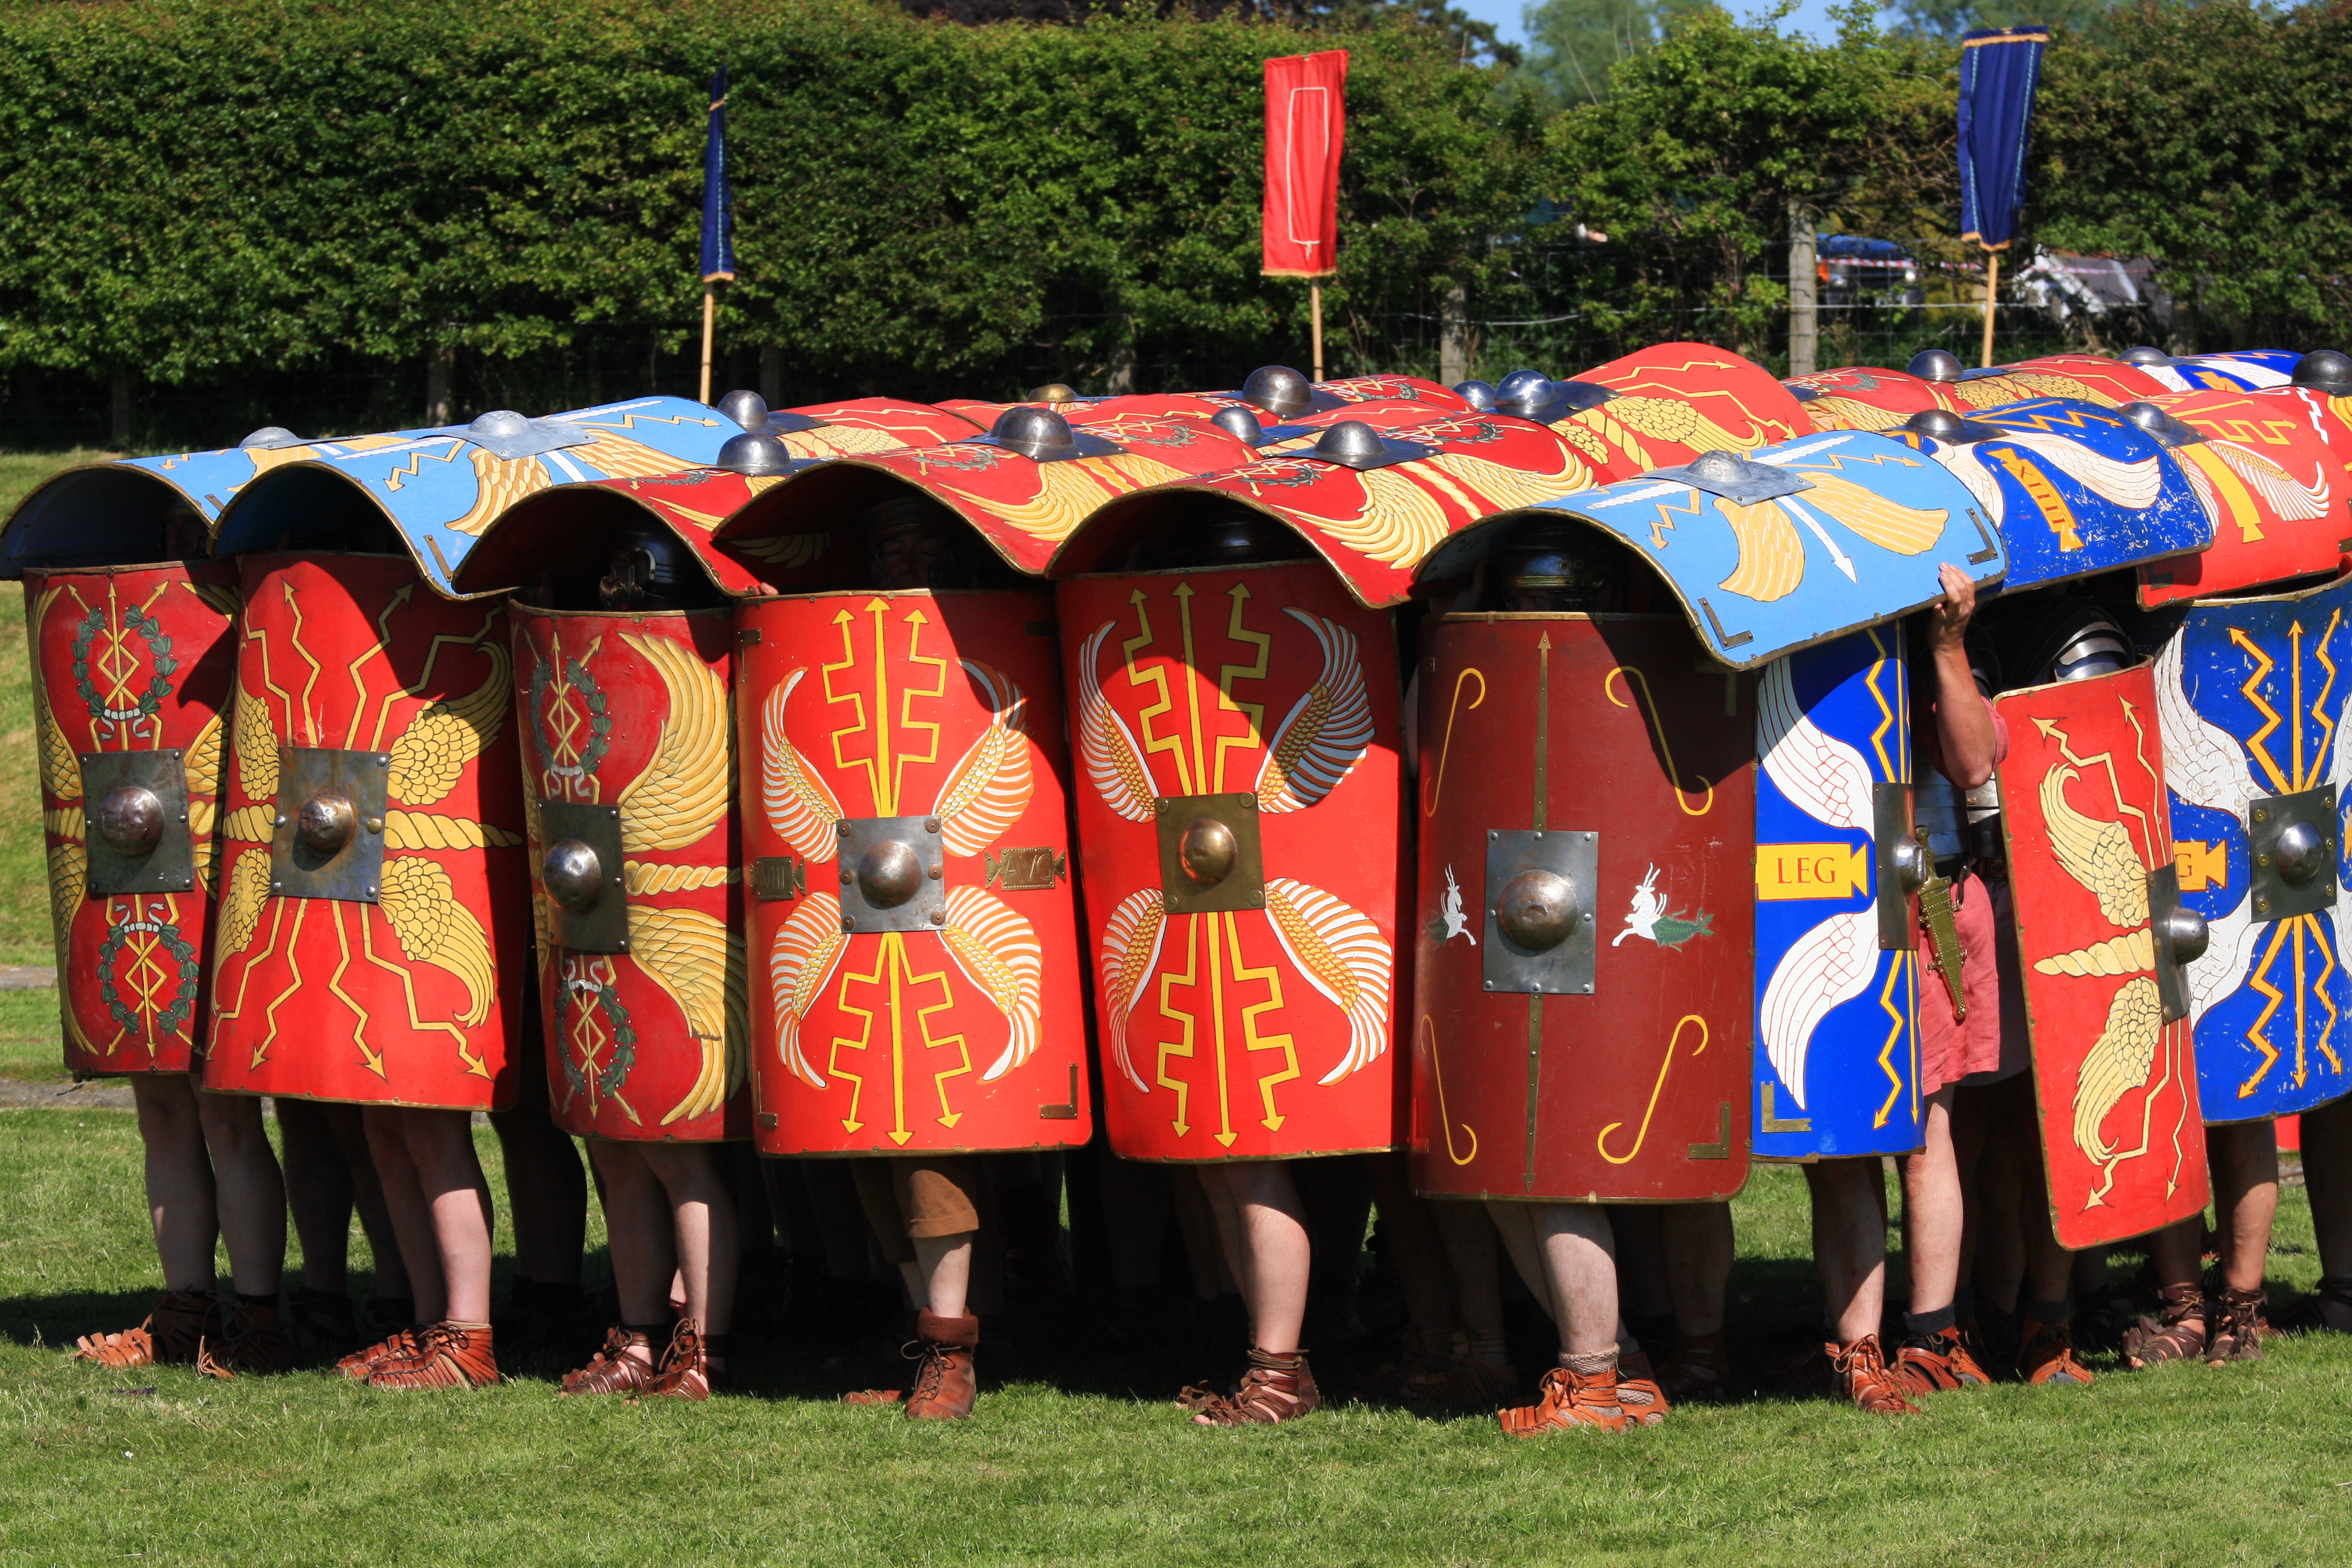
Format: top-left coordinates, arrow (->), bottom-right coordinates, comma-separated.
1927,562 -> 1997,789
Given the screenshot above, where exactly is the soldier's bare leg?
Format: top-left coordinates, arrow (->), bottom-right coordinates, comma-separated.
1662,1203 -> 1731,1338
397,1108 -> 496,1324
1366,1156 -> 1459,1384
1166,1165 -> 1227,1299
487,1040 -> 588,1296
2204,1119 -> 2279,1362
1489,1200 -> 1631,1434
1431,1200 -> 1508,1355
276,1099 -> 353,1295
2123,1215 -> 2207,1367
195,1090 -> 284,1298
322,1103 -> 408,1301
1899,1085 -> 1963,1321
1804,1158 -> 1886,1345
2294,1095 -> 2352,1331
1206,1161 -> 1310,1355
132,1074 -> 219,1293
586,1142 -> 671,1376
363,1107 -> 446,1324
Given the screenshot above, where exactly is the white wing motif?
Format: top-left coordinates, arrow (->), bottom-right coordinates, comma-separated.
1759,909 -> 1880,1111
1758,658 -> 1875,832
2332,675 -> 2352,999
937,886 -> 1044,1082
2209,442 -> 2330,521
1995,432 -> 2165,510
1099,889 -> 1168,1093
761,670 -> 844,862
2154,633 -> 2262,1020
1927,443 -> 2008,527
933,660 -> 1034,858
1075,619 -> 1157,823
1256,607 -> 1376,813
767,892 -> 848,1089
1263,877 -> 1394,1085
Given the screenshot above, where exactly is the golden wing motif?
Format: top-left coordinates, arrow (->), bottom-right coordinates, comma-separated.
1298,468 -> 1450,569
927,462 -> 1087,544
387,641 -> 511,807
2072,976 -> 2163,1164
616,632 -> 731,853
2011,371 -> 2105,405
2036,928 -> 2155,976
382,811 -> 523,850
214,847 -> 272,964
2041,763 -> 2149,926
45,842 -> 84,958
1258,609 -> 1374,813
183,708 -> 225,800
2212,442 -> 2330,521
377,855 -> 495,1027
1802,474 -> 1947,556
1605,396 -> 1772,454
732,532 -> 828,570
185,580 -> 242,622
760,670 -> 844,861
28,586 -> 80,803
1263,876 -> 1394,1085
1075,620 -> 1156,823
781,424 -> 907,458
933,660 -> 1033,857
626,904 -> 749,1125
768,893 -> 848,1089
938,886 -> 1044,1082
222,803 -> 275,843
1800,396 -> 1907,434
1955,374 -> 2040,408
1425,449 -> 1593,511
574,430 -> 707,482
232,681 -> 279,804
1099,888 -> 1166,1093
445,445 -> 556,538
1716,498 -> 1807,602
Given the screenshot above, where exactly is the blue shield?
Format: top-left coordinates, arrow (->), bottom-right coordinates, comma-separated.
2146,571 -> 2352,1122
2145,353 -> 2301,393
1753,629 -> 1922,1159
207,396 -> 738,595
1527,431 -> 2003,670
0,443 -> 304,576
1898,397 -> 2212,592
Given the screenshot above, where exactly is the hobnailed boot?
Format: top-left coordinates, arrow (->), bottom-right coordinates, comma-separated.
283,1287 -> 359,1359
1194,1346 -> 1321,1427
903,1310 -> 979,1420
1829,1336 -> 1919,1415
2206,1287 -> 2268,1365
2122,1284 -> 2207,1370
646,1320 -> 727,1401
560,1325 -> 659,1397
364,1321 -> 498,1390
1895,1324 -> 1990,1393
337,1324 -> 423,1380
1656,1331 -> 1728,1402
70,1291 -> 220,1368
1498,1354 -> 1627,1437
2016,1315 -> 2094,1387
198,1297 -> 299,1378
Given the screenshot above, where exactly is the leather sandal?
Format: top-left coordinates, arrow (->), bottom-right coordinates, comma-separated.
283,1288 -> 359,1359
903,1310 -> 979,1420
2206,1287 -> 2268,1365
2122,1284 -> 2207,1370
560,1325 -> 657,1397
1498,1357 -> 1626,1436
365,1321 -> 498,1390
1194,1346 -> 1319,1427
2016,1316 -> 2094,1387
2279,1275 -> 2352,1335
1656,1331 -> 1728,1402
1399,1337 -> 1518,1411
70,1291 -> 219,1368
337,1325 -> 423,1380
1353,1326 -> 1451,1404
645,1321 -> 727,1401
1895,1325 -> 1990,1394
198,1298 -> 299,1378
1830,1336 -> 1919,1415
1613,1344 -> 1672,1426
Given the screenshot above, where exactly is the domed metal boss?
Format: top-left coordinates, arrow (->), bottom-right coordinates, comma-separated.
93,783 -> 166,858
1240,365 -> 1314,418
1494,869 -> 1578,952
857,838 -> 925,910
991,406 -> 1077,462
1177,818 -> 1239,887
543,838 -> 606,913
298,790 -> 358,857
1907,349 -> 1964,384
2273,820 -> 2329,887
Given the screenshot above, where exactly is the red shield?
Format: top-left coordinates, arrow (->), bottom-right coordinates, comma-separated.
1784,367 -> 1966,433
512,605 -> 749,1142
1059,563 -> 1405,1160
204,554 -> 530,1110
1993,663 -> 2211,1250
1962,356 -> 2169,409
26,561 -> 240,1075
1555,344 -> 1812,480
1410,615 -> 1755,1200
2137,387 -> 2348,607
776,399 -> 982,458
733,589 -> 1089,1155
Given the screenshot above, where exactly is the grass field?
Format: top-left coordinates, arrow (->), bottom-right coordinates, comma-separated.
5,1109 -> 2352,1567
5,446 -> 2352,1563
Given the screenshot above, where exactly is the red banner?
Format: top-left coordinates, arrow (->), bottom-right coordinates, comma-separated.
1263,50 -> 1347,279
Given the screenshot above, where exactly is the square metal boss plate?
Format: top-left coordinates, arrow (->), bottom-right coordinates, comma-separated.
2249,785 -> 2338,923
2146,863 -> 2194,1022
1154,793 -> 1266,915
837,815 -> 947,935
269,747 -> 390,904
78,749 -> 194,897
538,800 -> 628,953
1481,828 -> 1599,996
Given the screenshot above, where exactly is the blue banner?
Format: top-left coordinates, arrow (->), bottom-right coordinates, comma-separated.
701,67 -> 736,283
1958,27 -> 2047,252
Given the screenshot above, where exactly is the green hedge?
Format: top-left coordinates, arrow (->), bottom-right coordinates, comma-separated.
0,0 -> 1541,400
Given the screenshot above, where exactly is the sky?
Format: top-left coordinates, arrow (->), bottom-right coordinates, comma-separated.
1458,0 -> 1854,50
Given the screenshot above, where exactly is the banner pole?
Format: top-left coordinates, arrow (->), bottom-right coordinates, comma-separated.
1310,282 -> 1325,383
699,285 -> 717,405
1980,251 -> 1999,369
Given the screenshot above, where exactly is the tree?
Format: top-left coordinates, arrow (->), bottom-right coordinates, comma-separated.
1887,0 -> 2118,42
1515,0 -> 1705,108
